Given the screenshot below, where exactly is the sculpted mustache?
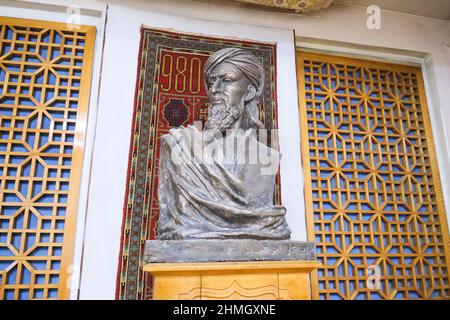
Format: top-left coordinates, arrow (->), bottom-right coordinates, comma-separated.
210,96 -> 228,104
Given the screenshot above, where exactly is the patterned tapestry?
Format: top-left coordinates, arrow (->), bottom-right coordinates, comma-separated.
116,27 -> 280,300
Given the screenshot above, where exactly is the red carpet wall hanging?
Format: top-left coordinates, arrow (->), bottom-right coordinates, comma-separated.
116,27 -> 281,300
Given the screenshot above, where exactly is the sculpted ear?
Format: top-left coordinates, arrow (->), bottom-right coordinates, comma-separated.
244,84 -> 257,102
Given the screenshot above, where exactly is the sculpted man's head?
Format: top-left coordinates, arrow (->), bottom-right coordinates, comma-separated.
204,48 -> 265,131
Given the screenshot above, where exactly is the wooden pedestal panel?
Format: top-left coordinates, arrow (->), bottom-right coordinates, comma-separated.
144,261 -> 319,300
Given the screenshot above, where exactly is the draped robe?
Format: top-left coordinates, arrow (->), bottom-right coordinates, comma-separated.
156,125 -> 291,240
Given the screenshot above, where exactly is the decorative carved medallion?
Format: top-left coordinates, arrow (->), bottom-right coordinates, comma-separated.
178,280 -> 290,300
163,98 -> 189,127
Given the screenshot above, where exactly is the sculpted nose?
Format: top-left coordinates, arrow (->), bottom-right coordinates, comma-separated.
209,79 -> 220,95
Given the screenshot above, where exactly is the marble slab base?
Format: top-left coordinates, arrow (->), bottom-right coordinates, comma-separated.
144,240 -> 316,263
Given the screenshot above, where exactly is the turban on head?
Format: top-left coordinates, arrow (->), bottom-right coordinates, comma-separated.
204,48 -> 265,129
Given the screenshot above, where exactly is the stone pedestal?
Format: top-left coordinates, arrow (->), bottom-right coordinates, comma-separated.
143,240 -> 319,300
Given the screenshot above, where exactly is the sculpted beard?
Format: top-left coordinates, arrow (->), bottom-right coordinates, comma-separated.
205,100 -> 243,131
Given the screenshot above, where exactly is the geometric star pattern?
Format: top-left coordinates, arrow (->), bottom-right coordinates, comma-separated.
0,18 -> 95,299
297,52 -> 450,299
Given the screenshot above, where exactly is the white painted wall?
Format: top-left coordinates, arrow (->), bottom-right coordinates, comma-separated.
2,0 -> 450,300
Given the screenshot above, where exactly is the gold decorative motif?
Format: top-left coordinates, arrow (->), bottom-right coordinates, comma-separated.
297,51 -> 450,300
178,281 -> 286,300
234,0 -> 333,13
178,287 -> 201,300
202,281 -> 279,300
0,17 -> 95,300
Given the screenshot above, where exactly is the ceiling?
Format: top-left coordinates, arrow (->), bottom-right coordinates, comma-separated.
335,0 -> 450,20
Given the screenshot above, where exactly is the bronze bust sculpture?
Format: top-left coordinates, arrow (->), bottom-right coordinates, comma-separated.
156,48 -> 291,240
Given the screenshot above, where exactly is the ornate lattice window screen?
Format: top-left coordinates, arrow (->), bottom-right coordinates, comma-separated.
0,17 -> 95,299
297,51 -> 450,299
